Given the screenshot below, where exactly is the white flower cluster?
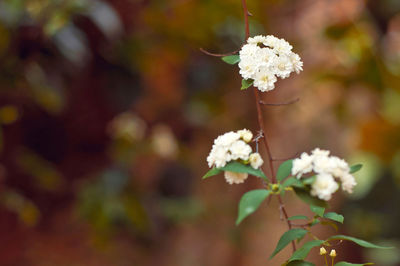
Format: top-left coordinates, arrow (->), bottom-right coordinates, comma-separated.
292,148 -> 357,201
238,35 -> 303,92
207,129 -> 264,184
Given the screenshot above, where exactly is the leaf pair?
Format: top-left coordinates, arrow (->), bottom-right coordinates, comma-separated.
221,55 -> 254,90
287,237 -> 391,262
272,222 -> 391,262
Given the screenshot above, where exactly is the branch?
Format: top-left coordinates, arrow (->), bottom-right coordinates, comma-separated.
278,198 -> 296,252
240,0 -> 296,253
241,0 -> 250,40
272,152 -> 299,161
199,47 -> 241,57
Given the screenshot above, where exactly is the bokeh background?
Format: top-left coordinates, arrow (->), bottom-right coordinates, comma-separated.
0,0 -> 400,265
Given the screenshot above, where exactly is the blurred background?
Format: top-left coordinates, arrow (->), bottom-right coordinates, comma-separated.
0,0 -> 399,265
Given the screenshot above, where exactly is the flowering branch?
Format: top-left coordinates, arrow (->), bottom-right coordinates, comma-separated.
202,1 -> 391,264
240,0 -> 297,252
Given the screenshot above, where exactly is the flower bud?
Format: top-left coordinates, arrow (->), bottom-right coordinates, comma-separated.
329,249 -> 337,257
249,152 -> 263,169
319,247 -> 327,255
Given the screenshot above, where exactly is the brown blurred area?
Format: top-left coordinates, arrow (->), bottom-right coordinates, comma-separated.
0,0 -> 399,265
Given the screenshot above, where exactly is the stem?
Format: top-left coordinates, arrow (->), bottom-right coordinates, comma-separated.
259,97 -> 300,106
324,255 -> 329,266
278,197 -> 296,251
241,0 -> 250,41
240,0 -> 296,253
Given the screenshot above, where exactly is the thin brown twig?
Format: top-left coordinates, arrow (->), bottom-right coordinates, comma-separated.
259,97 -> 300,106
272,152 -> 300,161
241,0 -> 250,40
252,130 -> 264,141
278,198 -> 296,251
327,240 -> 343,247
199,47 -> 241,57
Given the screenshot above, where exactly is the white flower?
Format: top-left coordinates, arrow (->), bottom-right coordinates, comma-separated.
311,148 -> 330,157
291,147 -> 359,200
253,68 -> 277,92
263,35 -> 280,48
274,56 -> 292,79
259,48 -> 278,67
273,39 -> 293,55
206,129 -> 255,169
329,156 -> 350,178
238,129 -> 253,142
207,145 -> 231,168
310,173 -> 339,201
238,35 -> 303,93
340,173 -> 357,193
229,140 -> 252,160
239,57 -> 259,80
289,53 -> 303,74
224,171 -> 248,185
214,131 -> 240,147
249,153 -> 263,169
248,35 -> 267,45
313,155 -> 334,174
240,43 -> 259,56
292,152 -> 314,178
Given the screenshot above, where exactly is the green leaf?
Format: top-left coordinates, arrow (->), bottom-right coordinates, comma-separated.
282,177 -> 304,188
288,215 -> 309,221
241,79 -> 253,90
203,161 -> 267,181
310,219 -> 320,226
277,160 -> 293,182
320,220 -> 338,231
350,164 -> 363,174
236,189 -> 270,225
326,235 -> 393,249
221,161 -> 267,179
310,205 -> 325,217
302,176 -> 316,185
323,212 -> 344,223
289,240 -> 325,262
286,260 -> 315,266
294,187 -> 328,208
335,262 -> 374,266
202,168 -> 222,179
270,229 -> 308,258
221,55 -> 240,64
